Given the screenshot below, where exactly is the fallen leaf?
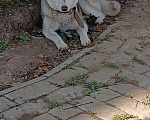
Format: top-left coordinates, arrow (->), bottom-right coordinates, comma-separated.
131,80 -> 138,86
146,45 -> 150,48
144,9 -> 150,13
42,66 -> 49,72
25,75 -> 28,80
33,111 -> 41,116
34,73 -> 39,78
39,57 -> 48,63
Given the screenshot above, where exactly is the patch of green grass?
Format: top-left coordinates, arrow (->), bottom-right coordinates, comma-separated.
0,7 -> 3,12
73,59 -> 80,64
76,62 -> 86,68
142,94 -> 150,106
135,36 -> 145,40
0,40 -> 8,53
16,33 -> 30,43
113,113 -> 138,120
105,62 -> 118,69
49,99 -> 63,109
1,0 -> 25,5
55,83 -> 63,87
132,56 -> 147,65
23,99 -> 37,103
121,62 -> 130,67
86,110 -> 96,115
65,73 -> 85,86
127,95 -> 133,98
11,0 -> 25,5
114,74 -> 128,82
97,39 -> 103,44
119,75 -> 127,82
0,113 -> 10,120
3,106 -> 10,111
0,82 -> 6,87
84,81 -> 108,95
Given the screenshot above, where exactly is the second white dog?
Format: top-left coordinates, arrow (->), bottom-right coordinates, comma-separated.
41,0 -> 121,50
79,0 -> 121,23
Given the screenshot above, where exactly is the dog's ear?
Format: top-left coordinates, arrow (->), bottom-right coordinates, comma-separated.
74,8 -> 84,28
87,0 -> 101,10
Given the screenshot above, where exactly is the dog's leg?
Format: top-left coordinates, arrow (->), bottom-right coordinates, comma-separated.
83,7 -> 105,23
79,0 -> 105,23
92,10 -> 105,23
77,24 -> 91,46
42,18 -> 68,51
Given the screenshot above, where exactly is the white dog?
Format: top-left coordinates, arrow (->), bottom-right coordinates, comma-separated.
79,0 -> 121,23
41,0 -> 121,50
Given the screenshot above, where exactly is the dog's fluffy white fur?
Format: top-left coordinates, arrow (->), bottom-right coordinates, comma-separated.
41,0 -> 121,50
79,0 -> 121,23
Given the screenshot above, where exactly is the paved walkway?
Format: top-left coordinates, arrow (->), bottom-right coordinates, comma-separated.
0,1 -> 150,120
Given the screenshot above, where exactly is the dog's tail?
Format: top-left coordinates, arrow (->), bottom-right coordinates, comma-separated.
100,0 -> 121,16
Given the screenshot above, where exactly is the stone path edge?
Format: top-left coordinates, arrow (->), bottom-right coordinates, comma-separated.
0,22 -> 119,97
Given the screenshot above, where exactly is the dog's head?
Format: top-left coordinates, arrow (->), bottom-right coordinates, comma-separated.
46,0 -> 78,12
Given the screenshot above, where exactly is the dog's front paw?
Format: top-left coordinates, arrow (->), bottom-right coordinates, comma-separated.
56,42 -> 68,52
81,38 -> 91,46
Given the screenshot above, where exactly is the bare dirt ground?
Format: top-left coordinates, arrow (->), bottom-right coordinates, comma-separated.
1,0 -> 149,90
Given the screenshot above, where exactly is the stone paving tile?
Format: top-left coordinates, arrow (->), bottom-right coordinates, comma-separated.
0,77 -> 47,96
96,39 -> 123,54
0,97 -> 16,113
119,38 -> 142,55
107,51 -> 131,64
135,53 -> 150,67
107,96 -> 150,119
68,114 -> 97,120
3,99 -> 49,120
5,81 -> 58,104
33,113 -> 57,120
46,67 -> 88,86
90,88 -> 121,102
46,85 -> 84,103
119,70 -> 150,87
143,71 -> 150,78
145,48 -> 150,56
48,104 -> 83,120
128,63 -> 150,74
144,85 -> 150,91
79,52 -> 108,70
86,68 -> 119,83
74,96 -> 123,120
109,84 -> 150,102
109,28 -> 130,40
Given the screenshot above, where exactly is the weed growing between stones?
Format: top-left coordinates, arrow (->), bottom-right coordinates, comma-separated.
49,99 -> 64,109
105,62 -> 119,69
113,113 -> 139,120
84,81 -> 108,95
65,73 -> 86,86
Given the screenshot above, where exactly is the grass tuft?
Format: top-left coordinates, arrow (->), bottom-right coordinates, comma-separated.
113,113 -> 138,120
0,40 -> 8,53
65,73 -> 85,86
84,81 -> 108,95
